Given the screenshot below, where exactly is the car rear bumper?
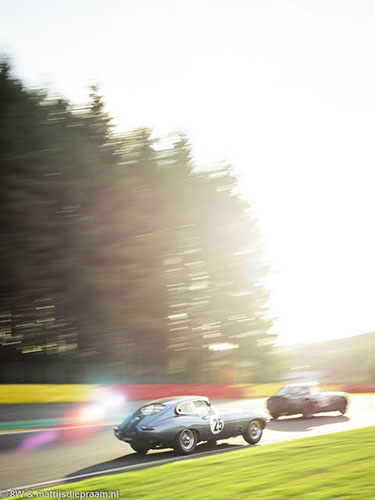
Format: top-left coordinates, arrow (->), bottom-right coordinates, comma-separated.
114,426 -> 163,443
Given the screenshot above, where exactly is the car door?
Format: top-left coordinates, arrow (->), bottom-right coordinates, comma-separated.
193,400 -> 225,440
314,388 -> 332,410
287,386 -> 306,412
304,384 -> 327,411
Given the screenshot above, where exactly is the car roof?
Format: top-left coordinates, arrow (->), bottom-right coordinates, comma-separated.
147,395 -> 209,405
285,381 -> 319,388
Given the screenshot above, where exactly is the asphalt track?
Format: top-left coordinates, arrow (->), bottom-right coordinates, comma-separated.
0,395 -> 373,491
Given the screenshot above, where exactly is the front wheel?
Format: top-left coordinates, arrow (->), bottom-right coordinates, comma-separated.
130,442 -> 149,454
339,398 -> 347,415
174,429 -> 197,455
243,419 -> 263,445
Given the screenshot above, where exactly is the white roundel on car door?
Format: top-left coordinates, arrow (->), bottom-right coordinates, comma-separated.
210,415 -> 224,434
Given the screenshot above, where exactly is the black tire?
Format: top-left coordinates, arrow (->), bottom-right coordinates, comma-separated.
130,442 -> 149,454
174,429 -> 197,455
302,401 -> 315,419
339,398 -> 347,415
243,419 -> 263,445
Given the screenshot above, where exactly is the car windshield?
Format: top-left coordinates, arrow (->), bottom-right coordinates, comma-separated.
275,386 -> 307,396
275,386 -> 290,396
275,384 -> 320,396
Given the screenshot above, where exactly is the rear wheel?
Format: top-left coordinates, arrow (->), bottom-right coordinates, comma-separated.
243,419 -> 263,445
130,442 -> 149,454
174,429 -> 197,455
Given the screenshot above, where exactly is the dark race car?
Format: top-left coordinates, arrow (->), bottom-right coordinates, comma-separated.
114,395 -> 268,455
267,381 -> 349,419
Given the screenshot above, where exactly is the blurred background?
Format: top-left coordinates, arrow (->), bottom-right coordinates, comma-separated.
0,0 -> 374,386
0,71 -> 276,384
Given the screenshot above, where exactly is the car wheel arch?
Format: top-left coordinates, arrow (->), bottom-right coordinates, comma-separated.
174,427 -> 200,442
174,428 -> 199,455
243,419 -> 264,445
302,400 -> 316,418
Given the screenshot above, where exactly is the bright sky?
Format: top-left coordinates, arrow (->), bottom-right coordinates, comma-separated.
1,0 -> 374,345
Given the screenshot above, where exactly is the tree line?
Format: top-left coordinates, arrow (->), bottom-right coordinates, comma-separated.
0,61 -> 277,383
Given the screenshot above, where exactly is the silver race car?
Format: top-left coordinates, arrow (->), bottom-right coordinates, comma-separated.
267,381 -> 349,419
114,395 -> 268,455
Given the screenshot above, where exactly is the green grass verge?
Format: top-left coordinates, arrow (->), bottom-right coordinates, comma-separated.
42,428 -> 374,500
